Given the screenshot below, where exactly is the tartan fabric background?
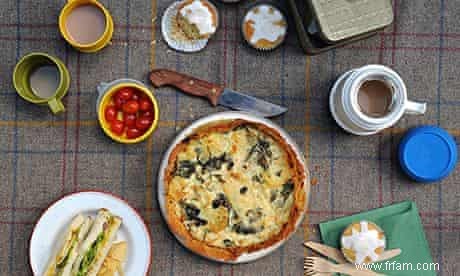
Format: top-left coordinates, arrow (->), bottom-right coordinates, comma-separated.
0,0 -> 458,275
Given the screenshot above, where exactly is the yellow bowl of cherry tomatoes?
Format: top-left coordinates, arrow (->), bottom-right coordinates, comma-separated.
97,82 -> 159,144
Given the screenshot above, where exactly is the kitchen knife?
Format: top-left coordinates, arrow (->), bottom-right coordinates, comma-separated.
304,241 -> 402,263
149,69 -> 288,117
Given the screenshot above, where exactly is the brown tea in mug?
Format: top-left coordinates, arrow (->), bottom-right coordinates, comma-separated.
65,4 -> 106,45
29,65 -> 60,99
357,80 -> 393,118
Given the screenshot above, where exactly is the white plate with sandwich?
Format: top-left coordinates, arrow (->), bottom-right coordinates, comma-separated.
29,191 -> 151,276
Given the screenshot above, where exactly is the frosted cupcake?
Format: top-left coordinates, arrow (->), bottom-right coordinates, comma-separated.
177,0 -> 218,40
341,220 -> 386,264
242,4 -> 287,50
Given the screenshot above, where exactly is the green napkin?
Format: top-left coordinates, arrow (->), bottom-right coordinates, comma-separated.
319,201 -> 435,275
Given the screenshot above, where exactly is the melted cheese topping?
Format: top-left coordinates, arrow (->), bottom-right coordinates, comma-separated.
243,5 -> 287,44
179,0 -> 216,35
168,125 -> 295,248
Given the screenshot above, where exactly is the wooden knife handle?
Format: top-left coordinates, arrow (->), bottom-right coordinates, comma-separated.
149,69 -> 224,106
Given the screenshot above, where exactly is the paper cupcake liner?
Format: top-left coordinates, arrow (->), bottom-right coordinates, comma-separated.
161,1 -> 210,53
243,37 -> 286,51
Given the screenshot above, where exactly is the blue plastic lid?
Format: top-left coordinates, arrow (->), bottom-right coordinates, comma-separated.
399,126 -> 458,183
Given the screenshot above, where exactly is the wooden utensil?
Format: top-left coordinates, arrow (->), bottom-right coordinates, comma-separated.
304,241 -> 402,262
304,241 -> 348,276
304,257 -> 385,276
304,241 -> 347,263
304,241 -> 401,276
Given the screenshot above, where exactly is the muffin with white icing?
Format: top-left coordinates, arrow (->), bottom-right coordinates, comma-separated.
341,220 -> 386,264
177,0 -> 218,40
242,4 -> 287,50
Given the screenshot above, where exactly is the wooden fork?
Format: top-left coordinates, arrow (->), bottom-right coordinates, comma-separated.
304,257 -> 385,276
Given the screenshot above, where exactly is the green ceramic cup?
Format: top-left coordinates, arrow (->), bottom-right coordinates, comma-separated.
13,52 -> 70,114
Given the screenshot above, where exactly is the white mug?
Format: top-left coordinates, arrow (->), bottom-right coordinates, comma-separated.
329,64 -> 427,135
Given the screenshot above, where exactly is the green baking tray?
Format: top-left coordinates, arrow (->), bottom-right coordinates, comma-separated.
287,0 -> 393,55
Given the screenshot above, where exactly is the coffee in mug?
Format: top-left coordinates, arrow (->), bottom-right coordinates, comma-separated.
330,65 -> 426,136
59,0 -> 114,53
65,4 -> 106,45
357,79 -> 394,118
29,65 -> 61,99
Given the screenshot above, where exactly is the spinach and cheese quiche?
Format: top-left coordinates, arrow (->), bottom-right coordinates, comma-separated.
164,119 -> 307,261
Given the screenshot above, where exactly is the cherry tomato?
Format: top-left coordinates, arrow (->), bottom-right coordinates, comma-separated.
131,91 -> 141,101
136,116 -> 153,130
122,100 -> 139,114
126,128 -> 143,139
123,113 -> 137,127
138,92 -> 148,99
139,98 -> 153,111
110,120 -> 124,136
113,96 -> 125,110
141,110 -> 154,120
117,88 -> 134,101
104,105 -> 117,122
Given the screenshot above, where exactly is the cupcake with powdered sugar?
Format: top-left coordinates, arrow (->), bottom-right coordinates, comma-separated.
177,0 -> 218,40
341,220 -> 386,264
161,0 -> 218,52
242,4 -> 287,51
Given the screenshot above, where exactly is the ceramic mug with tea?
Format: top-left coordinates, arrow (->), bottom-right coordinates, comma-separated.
13,52 -> 70,114
59,0 -> 114,53
330,64 -> 427,135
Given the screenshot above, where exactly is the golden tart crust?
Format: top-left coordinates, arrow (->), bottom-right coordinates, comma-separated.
164,120 -> 306,261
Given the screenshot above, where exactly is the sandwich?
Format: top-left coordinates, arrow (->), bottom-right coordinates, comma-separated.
71,209 -> 122,276
45,214 -> 93,276
97,241 -> 127,276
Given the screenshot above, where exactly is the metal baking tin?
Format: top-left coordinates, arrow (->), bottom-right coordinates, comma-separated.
311,0 -> 393,43
157,111 -> 311,263
287,0 -> 393,55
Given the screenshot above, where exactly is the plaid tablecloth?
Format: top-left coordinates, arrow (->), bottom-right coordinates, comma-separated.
0,0 -> 458,275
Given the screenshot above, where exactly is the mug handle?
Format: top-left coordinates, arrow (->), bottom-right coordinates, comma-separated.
405,100 -> 427,115
48,98 -> 66,114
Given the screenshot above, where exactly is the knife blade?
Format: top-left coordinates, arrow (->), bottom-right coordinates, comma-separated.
149,69 -> 288,117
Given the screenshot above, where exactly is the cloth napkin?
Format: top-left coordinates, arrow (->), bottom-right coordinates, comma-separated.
319,201 -> 435,275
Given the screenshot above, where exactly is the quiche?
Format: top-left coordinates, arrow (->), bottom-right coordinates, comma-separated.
164,119 -> 307,261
